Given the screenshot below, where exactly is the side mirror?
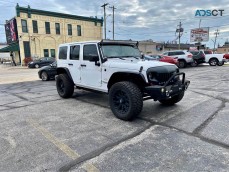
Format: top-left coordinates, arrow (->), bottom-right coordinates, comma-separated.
88,54 -> 99,62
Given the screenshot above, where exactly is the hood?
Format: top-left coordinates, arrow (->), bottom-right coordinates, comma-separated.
105,58 -> 175,71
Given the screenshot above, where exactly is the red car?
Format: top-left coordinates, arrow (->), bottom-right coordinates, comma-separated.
145,55 -> 178,65
224,54 -> 229,59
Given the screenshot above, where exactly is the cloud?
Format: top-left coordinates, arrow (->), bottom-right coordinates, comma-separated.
0,0 -> 228,48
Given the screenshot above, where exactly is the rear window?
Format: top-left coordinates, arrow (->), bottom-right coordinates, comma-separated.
190,51 -> 199,55
59,46 -> 68,59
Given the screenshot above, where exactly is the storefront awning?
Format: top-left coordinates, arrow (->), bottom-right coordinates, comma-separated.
0,43 -> 19,52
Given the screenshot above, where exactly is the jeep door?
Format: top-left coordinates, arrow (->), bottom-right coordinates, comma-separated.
68,45 -> 81,83
80,44 -> 102,87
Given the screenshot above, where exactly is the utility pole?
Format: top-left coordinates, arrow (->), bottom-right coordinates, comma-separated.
213,29 -> 219,50
177,22 -> 183,50
101,3 -> 109,39
110,6 -> 116,40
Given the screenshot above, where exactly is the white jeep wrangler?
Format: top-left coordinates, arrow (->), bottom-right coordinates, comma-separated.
56,40 -> 190,121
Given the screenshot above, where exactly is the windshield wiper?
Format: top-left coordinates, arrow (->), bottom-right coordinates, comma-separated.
120,56 -> 140,59
108,56 -> 126,60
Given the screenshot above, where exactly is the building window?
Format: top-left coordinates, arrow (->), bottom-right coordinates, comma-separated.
45,22 -> 50,34
59,46 -> 68,59
21,19 -> 28,33
32,20 -> 38,33
224,49 -> 226,52
70,45 -> 80,60
50,49 -> 55,58
77,25 -> 81,36
55,23 -> 60,35
68,24 -> 72,35
44,49 -> 49,57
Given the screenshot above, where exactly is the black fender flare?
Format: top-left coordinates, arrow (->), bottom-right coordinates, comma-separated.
56,67 -> 73,82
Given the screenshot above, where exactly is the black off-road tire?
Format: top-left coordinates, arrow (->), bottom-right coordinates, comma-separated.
209,58 -> 218,66
56,74 -> 74,98
178,60 -> 186,68
159,91 -> 184,106
109,81 -> 143,121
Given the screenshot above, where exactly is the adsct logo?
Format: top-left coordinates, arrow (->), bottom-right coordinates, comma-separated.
195,9 -> 224,17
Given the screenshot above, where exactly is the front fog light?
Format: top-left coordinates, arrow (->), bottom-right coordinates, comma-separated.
161,88 -> 165,93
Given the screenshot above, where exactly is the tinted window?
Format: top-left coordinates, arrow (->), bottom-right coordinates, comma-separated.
77,25 -> 81,36
83,44 -> 98,61
59,46 -> 68,59
21,20 -> 28,33
168,52 -> 175,56
44,49 -> 49,57
68,24 -> 72,35
55,23 -> 60,34
32,20 -> 38,33
190,51 -> 199,55
70,45 -> 80,60
45,22 -> 50,34
50,49 -> 55,58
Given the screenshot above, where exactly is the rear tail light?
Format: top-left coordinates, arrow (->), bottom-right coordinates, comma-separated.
201,54 -> 205,57
187,54 -> 193,58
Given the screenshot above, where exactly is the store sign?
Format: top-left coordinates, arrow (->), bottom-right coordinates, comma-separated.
195,9 -> 224,17
190,27 -> 209,42
5,18 -> 18,44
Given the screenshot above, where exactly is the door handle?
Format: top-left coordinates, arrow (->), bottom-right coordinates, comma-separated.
81,64 -> 86,67
68,63 -> 73,66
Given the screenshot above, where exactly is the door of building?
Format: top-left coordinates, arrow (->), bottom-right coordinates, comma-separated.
23,41 -> 31,57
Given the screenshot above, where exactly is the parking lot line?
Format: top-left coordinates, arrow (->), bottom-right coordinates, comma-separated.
27,119 -> 100,171
27,119 -> 80,160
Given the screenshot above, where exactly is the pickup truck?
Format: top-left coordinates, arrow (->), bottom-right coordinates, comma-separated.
203,50 -> 225,66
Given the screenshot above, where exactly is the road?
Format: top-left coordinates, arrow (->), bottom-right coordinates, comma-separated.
0,64 -> 229,172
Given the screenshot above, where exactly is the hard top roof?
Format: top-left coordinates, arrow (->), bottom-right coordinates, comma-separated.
59,39 -> 138,46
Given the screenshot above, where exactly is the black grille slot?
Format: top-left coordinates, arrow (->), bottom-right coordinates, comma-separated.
156,72 -> 173,82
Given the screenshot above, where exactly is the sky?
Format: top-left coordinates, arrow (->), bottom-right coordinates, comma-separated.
0,0 -> 229,48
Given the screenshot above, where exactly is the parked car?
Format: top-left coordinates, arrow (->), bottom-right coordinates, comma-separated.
223,54 -> 229,60
28,57 -> 55,68
202,50 -> 225,66
145,55 -> 178,65
38,61 -> 57,81
162,50 -> 193,68
189,51 -> 205,67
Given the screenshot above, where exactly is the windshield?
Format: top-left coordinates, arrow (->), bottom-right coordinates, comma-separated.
101,44 -> 141,58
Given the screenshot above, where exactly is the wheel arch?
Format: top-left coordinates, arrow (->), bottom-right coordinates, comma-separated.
209,57 -> 219,61
57,67 -> 73,82
107,72 -> 146,91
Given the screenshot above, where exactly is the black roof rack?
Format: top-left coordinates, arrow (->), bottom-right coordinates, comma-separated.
100,39 -> 139,46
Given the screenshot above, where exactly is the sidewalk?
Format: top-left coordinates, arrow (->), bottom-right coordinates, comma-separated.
0,64 -> 28,70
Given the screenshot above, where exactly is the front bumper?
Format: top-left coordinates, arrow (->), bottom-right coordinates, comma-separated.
144,72 -> 190,101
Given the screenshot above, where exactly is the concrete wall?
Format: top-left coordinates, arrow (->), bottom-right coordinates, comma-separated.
217,47 -> 229,54
138,41 -> 161,55
16,12 -> 102,64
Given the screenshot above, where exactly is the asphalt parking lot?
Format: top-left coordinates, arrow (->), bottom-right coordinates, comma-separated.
0,64 -> 229,172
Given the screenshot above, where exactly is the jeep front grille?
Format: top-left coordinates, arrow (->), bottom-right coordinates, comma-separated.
156,72 -> 174,82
